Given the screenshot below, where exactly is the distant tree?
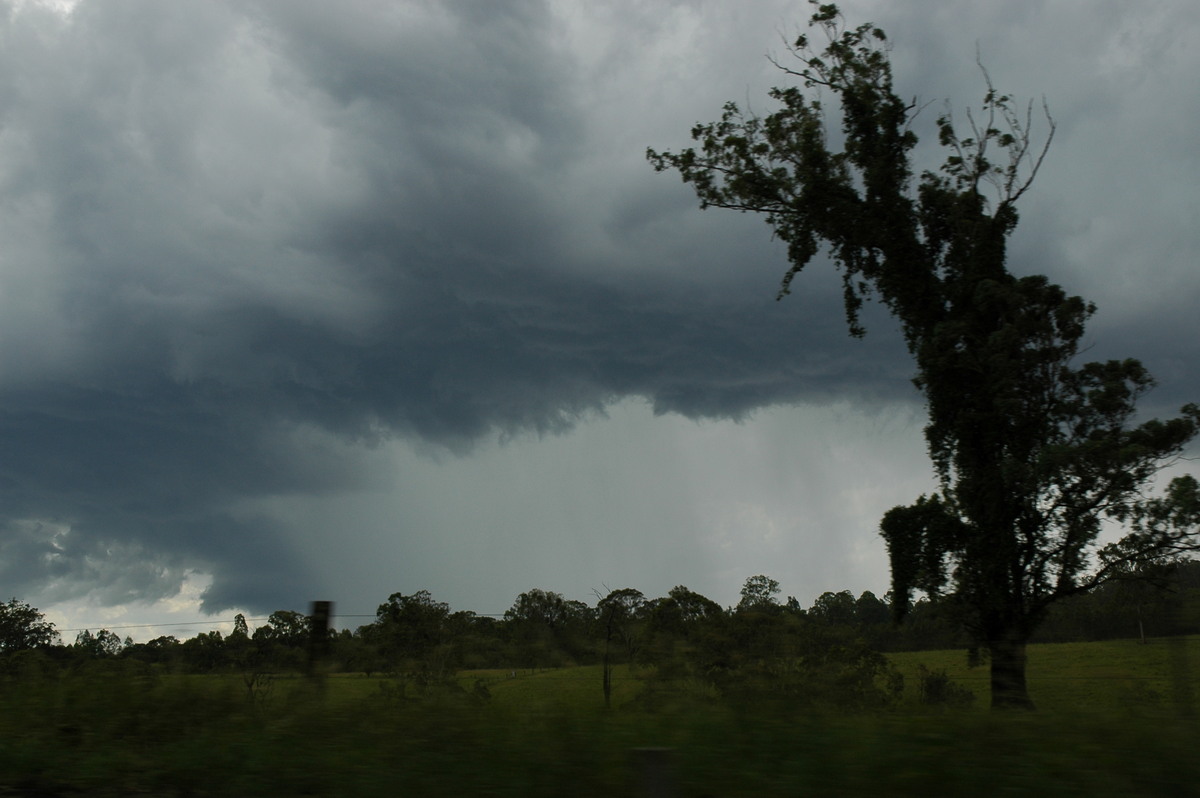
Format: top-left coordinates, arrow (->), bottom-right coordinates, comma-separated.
0,598 -> 58,652
444,611 -> 504,670
802,588 -> 890,631
668,585 -> 724,624
370,590 -> 455,680
809,590 -> 857,626
73,628 -> 131,661
125,635 -> 182,667
651,585 -> 724,637
649,2 -> 1200,708
1034,556 -> 1200,644
896,597 -> 969,652
736,575 -> 781,613
340,628 -> 389,677
224,614 -> 255,671
504,588 -> 569,628
248,610 -> 312,672
504,588 -> 591,668
854,591 -> 892,627
679,589 -> 900,711
180,630 -> 226,672
232,613 -> 250,639
596,588 -> 646,708
263,610 -> 310,646
642,586 -> 725,678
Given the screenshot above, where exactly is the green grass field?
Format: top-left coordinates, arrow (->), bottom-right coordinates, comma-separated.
888,635 -> 1200,712
1,639 -> 1198,797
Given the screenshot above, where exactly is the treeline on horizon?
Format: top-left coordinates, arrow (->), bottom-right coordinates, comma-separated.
6,560 -> 1200,687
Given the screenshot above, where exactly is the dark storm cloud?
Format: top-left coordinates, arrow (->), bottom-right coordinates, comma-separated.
0,0 -> 912,611
4,0 -> 1198,617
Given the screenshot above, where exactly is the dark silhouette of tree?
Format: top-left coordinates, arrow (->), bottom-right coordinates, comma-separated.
123,635 -> 183,669
72,628 -> 126,658
642,586 -> 725,679
0,598 -> 58,652
736,575 -> 781,613
503,588 -> 592,668
597,587 -> 646,708
232,613 -> 250,639
647,585 -> 725,643
370,590 -> 452,679
267,610 -> 310,643
1032,556 -> 1200,643
649,2 -> 1200,708
504,588 -> 569,628
661,585 -> 724,628
809,590 -> 857,626
179,630 -> 226,672
854,591 -> 891,627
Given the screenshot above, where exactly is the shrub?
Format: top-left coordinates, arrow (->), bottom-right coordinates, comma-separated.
915,664 -> 976,708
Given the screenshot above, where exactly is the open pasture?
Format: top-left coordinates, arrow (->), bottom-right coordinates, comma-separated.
1,638 -> 1197,797
888,635 -> 1200,712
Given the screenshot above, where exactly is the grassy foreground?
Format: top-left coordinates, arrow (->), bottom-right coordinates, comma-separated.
889,634 -> 1200,711
1,639 -> 1197,797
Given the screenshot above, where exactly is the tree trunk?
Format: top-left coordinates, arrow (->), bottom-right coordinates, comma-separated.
989,635 -> 1035,710
603,660 -> 612,710
602,627 -> 613,710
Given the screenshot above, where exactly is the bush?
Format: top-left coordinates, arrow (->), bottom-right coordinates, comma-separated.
915,664 -> 975,708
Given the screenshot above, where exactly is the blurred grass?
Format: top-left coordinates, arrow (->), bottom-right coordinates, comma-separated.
888,635 -> 1200,712
0,640 -> 1197,796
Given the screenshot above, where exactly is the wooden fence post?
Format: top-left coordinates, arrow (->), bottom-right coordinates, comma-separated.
309,600 -> 332,679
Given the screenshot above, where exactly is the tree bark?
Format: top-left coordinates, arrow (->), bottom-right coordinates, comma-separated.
602,619 -> 614,710
989,635 -> 1035,710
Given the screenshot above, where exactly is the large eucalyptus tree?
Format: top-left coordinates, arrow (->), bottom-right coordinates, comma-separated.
649,2 -> 1200,708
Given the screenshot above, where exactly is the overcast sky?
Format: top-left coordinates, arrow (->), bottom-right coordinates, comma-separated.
2,0 -> 1197,641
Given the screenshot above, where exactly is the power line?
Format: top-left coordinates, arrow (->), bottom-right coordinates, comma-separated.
58,617 -> 273,634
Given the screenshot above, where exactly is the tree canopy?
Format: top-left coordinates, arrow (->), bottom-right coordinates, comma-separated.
648,2 -> 1200,708
0,597 -> 59,652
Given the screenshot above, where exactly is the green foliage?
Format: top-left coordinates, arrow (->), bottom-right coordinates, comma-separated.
736,574 -> 781,612
647,585 -> 725,637
72,628 -> 127,658
503,588 -> 594,668
1033,557 -> 1200,642
365,589 -> 455,677
642,587 -> 904,713
914,664 -> 976,709
256,609 -> 310,645
2,644 -> 1199,796
597,588 -> 647,707
889,635 -> 1200,716
648,0 -> 1200,708
0,597 -> 58,652
809,589 -> 857,625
